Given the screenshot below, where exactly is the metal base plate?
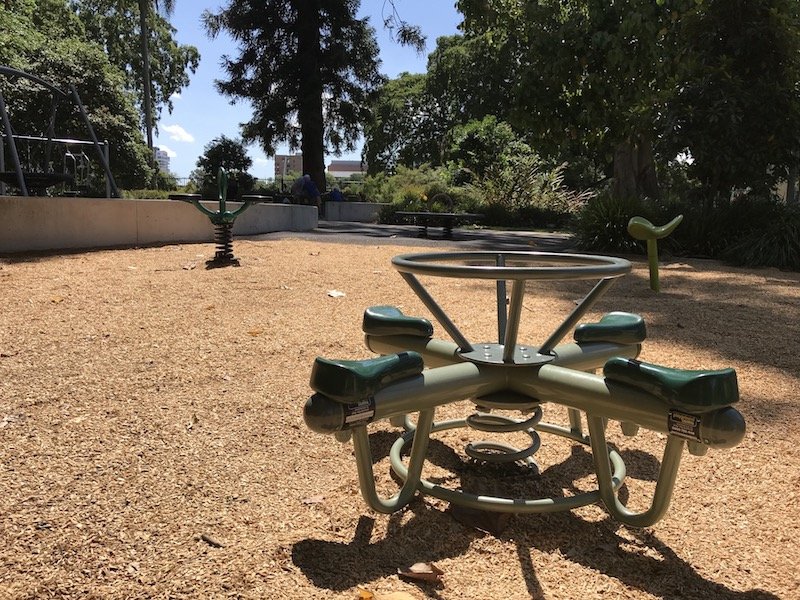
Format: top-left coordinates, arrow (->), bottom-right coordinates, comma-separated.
460,343 -> 555,366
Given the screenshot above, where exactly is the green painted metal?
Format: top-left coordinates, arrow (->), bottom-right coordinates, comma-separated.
627,215 -> 684,292
574,311 -> 647,345
304,251 -> 746,527
170,168 -> 262,267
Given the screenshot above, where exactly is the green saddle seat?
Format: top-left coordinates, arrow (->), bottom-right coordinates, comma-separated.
627,215 -> 684,241
310,351 -> 424,403
362,305 -> 433,337
574,312 -> 647,345
603,357 -> 738,413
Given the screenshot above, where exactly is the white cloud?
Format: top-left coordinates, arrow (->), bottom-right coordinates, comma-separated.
162,124 -> 195,143
158,144 -> 177,158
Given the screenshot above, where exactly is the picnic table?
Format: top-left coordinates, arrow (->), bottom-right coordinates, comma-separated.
395,210 -> 484,239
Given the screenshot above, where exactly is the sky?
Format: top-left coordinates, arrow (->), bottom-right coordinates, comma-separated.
153,2 -> 463,179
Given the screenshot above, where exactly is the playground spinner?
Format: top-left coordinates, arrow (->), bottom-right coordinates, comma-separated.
305,251 -> 745,527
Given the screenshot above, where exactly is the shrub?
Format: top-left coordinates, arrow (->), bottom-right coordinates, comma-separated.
575,192 -> 645,253
721,205 -> 800,270
468,155 -> 590,228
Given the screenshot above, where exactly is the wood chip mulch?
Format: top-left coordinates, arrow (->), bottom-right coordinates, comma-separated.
1,238 -> 798,599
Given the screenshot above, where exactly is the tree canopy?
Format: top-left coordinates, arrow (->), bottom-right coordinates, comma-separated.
203,0 -> 384,193
0,0 -> 152,189
69,0 -> 200,138
195,135 -> 255,198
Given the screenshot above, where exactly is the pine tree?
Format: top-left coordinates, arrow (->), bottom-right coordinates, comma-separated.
203,0 -> 384,193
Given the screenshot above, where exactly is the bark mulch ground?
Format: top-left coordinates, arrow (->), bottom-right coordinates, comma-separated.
1,235 -> 798,599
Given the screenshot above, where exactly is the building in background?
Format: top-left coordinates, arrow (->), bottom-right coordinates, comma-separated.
274,153 -> 303,179
153,148 -> 170,174
328,160 -> 367,178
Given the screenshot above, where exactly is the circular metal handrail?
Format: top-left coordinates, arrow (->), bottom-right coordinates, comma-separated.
392,251 -> 631,281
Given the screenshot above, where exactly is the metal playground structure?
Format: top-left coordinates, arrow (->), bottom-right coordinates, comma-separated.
0,65 -> 118,197
305,251 -> 745,527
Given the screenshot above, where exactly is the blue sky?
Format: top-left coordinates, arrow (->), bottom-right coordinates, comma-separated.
153,2 -> 462,179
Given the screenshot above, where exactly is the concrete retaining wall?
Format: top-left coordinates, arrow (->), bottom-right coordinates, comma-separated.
322,201 -> 388,223
0,196 -> 317,254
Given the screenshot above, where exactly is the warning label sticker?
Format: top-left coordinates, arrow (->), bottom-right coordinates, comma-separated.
344,398 -> 376,425
667,410 -> 702,442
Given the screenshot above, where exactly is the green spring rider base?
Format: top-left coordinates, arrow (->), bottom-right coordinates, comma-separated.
305,251 -> 745,527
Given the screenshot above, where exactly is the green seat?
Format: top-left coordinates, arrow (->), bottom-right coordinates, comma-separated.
362,305 -> 433,338
603,357 -> 738,413
627,215 -> 684,241
310,351 -> 424,403
574,312 -> 647,345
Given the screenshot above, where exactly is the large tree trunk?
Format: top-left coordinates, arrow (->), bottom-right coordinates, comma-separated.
612,134 -> 659,200
296,0 -> 327,194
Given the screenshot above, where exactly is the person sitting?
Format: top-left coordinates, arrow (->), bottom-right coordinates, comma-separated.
329,186 -> 344,202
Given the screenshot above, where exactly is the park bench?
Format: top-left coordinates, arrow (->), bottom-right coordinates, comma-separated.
395,193 -> 483,239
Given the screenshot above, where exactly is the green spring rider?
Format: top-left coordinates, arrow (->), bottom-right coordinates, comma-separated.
627,215 -> 684,292
169,168 -> 262,268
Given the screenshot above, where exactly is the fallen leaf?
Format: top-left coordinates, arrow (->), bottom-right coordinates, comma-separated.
247,329 -> 263,336
197,533 -> 224,548
205,304 -> 215,310
327,290 -> 346,298
182,262 -> 197,270
187,413 -> 199,430
302,495 -> 325,505
50,296 -> 65,303
398,561 -> 444,583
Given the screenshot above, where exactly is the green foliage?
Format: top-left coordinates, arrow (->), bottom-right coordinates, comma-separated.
665,0 -> 800,199
575,193 -> 645,254
467,153 -> 590,228
70,0 -> 200,131
195,135 -> 254,199
721,207 -> 800,270
362,73 -> 440,173
121,188 -> 171,199
444,116 -> 526,180
0,1 -> 153,190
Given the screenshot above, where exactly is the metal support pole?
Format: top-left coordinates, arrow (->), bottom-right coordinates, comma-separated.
70,85 -> 119,197
538,277 -> 616,355
496,254 -> 508,343
399,272 -> 474,352
0,90 -> 27,196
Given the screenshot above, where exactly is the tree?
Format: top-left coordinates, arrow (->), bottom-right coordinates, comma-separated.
665,0 -> 800,202
458,0 -> 679,200
195,135 -> 255,198
202,1 -> 384,194
363,33 -> 515,175
70,0 -> 200,145
0,0 -> 152,190
362,72 -> 438,173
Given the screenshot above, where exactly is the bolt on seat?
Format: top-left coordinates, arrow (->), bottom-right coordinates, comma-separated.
574,312 -> 647,345
310,351 -> 425,403
603,357 -> 739,413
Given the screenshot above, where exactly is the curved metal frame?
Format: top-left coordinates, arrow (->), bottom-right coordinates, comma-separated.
0,65 -> 119,197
